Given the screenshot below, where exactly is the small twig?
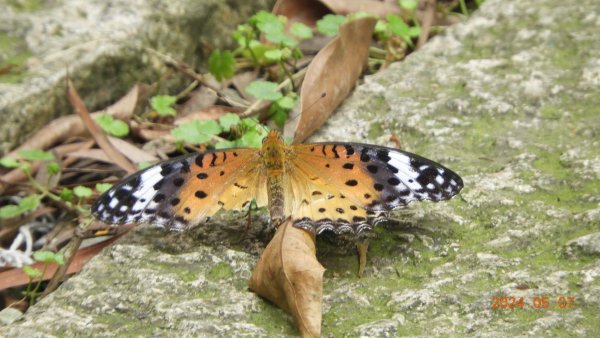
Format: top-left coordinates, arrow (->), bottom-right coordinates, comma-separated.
67,81 -> 137,174
417,0 -> 436,49
240,67 -> 308,118
145,48 -> 250,108
40,218 -> 93,298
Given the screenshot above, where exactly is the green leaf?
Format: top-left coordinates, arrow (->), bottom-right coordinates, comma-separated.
238,130 -> 263,148
19,195 -> 40,212
59,188 -> 73,202
33,251 -> 65,265
46,162 -> 60,174
22,266 -> 43,279
18,149 -> 54,161
219,113 -> 241,132
264,49 -> 283,61
96,114 -> 129,137
0,205 -> 21,219
374,20 -> 389,37
246,80 -> 283,101
264,30 -> 298,47
276,95 -> 296,109
215,139 -> 236,149
208,50 -> 236,81
388,14 -> 413,43
73,185 -> 93,198
316,14 -> 346,36
0,157 -> 19,168
138,161 -> 153,170
409,26 -> 421,37
95,183 -> 113,193
399,0 -> 418,10
150,95 -> 177,117
271,109 -> 288,128
240,117 -> 260,129
252,11 -> 284,35
291,22 -> 313,39
171,120 -> 222,144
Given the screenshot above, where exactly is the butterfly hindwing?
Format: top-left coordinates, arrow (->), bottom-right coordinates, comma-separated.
92,149 -> 268,230
288,143 -> 463,234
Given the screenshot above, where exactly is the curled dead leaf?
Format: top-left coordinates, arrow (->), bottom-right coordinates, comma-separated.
290,16 -> 377,143
249,220 -> 325,338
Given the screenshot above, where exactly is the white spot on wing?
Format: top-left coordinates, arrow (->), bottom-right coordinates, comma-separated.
435,175 -> 445,185
131,166 -> 164,211
109,198 -> 119,208
388,151 -> 422,191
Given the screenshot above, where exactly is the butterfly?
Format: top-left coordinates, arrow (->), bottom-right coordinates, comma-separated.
92,130 -> 463,234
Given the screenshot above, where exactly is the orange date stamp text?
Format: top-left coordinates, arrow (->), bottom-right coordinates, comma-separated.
491,295 -> 575,310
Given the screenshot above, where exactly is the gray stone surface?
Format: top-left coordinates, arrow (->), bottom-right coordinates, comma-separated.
0,0 -> 271,155
3,0 -> 600,336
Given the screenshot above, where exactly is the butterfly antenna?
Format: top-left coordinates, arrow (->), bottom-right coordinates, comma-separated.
287,92 -> 327,124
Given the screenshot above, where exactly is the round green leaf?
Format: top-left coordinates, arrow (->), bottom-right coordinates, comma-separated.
291,22 -> 313,39
18,149 -> 54,161
33,251 -> 65,265
400,0 -> 418,10
0,205 -> 22,219
246,80 -> 283,101
95,183 -> 113,193
208,50 -> 236,81
316,14 -> 346,36
171,120 -> 222,144
150,95 -> 177,117
0,157 -> 19,168
73,185 -> 93,198
264,49 -> 283,61
22,265 -> 43,279
219,113 -> 241,132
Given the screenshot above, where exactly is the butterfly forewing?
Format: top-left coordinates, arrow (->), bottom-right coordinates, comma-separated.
288,143 -> 463,234
92,148 -> 267,230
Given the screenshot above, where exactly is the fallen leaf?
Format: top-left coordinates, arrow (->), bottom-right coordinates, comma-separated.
6,85 -> 140,159
67,81 -> 137,174
273,0 -> 331,27
178,84 -> 220,116
290,16 -> 377,143
249,219 -> 325,338
319,0 -> 408,19
175,105 -> 245,124
232,70 -> 260,101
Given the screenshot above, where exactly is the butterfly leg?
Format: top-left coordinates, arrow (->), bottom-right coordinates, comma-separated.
356,241 -> 369,277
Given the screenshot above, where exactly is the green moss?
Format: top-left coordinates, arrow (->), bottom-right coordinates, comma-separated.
207,262 -> 233,281
248,302 -> 296,335
7,0 -> 43,12
0,33 -> 32,83
367,122 -> 385,139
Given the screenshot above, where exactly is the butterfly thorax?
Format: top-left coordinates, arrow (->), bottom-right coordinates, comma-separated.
260,130 -> 289,226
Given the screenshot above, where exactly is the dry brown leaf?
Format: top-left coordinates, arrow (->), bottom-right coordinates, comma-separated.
6,85 -> 140,159
249,220 -> 325,338
232,70 -> 260,101
175,105 -> 245,125
319,0 -> 408,19
290,17 -> 377,143
273,0 -> 331,27
67,81 -> 137,174
178,86 -> 219,115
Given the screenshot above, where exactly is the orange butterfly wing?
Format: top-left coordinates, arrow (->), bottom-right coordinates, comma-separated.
286,143 -> 463,234
92,149 -> 268,230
